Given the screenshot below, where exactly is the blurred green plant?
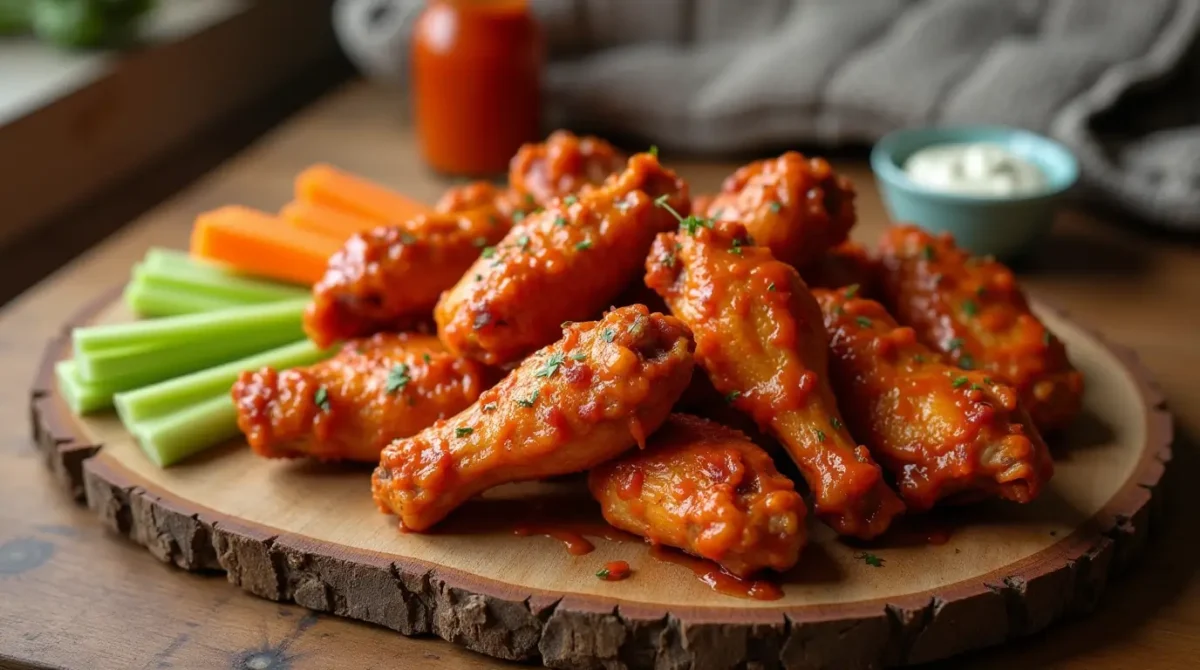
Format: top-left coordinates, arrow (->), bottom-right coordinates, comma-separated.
0,0 -> 156,48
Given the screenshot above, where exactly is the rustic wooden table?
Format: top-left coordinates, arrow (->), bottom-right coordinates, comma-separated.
2,83 -> 1198,670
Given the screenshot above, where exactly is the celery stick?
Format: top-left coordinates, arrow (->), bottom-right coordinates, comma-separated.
73,298 -> 308,356
75,324 -> 306,384
56,360 -> 114,414
114,339 -> 332,423
132,394 -> 240,467
124,279 -> 243,317
140,248 -> 308,302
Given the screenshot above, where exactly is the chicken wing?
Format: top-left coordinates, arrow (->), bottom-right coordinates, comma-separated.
645,219 -> 904,539
508,130 -> 626,205
373,305 -> 695,531
434,180 -> 526,218
877,225 -> 1084,432
814,289 -> 1054,509
800,241 -> 879,296
233,334 -> 496,462
589,413 -> 807,577
303,208 -> 511,347
435,152 -> 689,366
695,152 -> 856,268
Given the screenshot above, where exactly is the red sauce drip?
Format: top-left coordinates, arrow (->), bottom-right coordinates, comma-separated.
649,546 -> 782,601
514,526 -> 595,555
600,560 -> 631,581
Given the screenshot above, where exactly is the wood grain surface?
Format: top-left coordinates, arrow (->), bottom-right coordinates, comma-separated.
2,82 -> 1199,670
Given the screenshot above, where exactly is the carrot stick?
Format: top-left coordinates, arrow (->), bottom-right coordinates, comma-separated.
295,164 -> 430,225
280,200 -> 379,240
190,206 -> 341,285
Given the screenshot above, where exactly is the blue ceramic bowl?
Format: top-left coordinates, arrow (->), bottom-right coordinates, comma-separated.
870,125 -> 1078,259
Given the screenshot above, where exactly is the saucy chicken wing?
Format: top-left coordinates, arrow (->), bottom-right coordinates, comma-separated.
800,241 -> 879,296
434,180 -> 526,218
815,289 -> 1054,509
695,152 -> 856,269
373,305 -> 695,531
877,225 -> 1083,432
508,130 -> 626,205
646,219 -> 904,539
589,413 -> 807,577
435,152 -> 689,366
233,334 -> 496,462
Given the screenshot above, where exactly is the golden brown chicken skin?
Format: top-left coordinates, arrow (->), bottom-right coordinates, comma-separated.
589,413 -> 807,578
435,153 -> 689,366
814,289 -> 1054,509
233,334 -> 497,462
645,219 -> 904,539
800,241 -> 879,297
303,208 -> 511,348
373,305 -> 695,532
695,152 -> 856,269
434,180 -> 526,219
507,130 -> 626,206
877,225 -> 1083,432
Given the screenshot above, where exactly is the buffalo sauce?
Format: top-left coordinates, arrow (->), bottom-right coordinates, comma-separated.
412,0 -> 543,176
649,546 -> 783,601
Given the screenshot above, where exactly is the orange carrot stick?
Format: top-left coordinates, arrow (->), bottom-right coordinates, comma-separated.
190,206 -> 342,285
280,200 -> 379,240
295,164 -> 430,226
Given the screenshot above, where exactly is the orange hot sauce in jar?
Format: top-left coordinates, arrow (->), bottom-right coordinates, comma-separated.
412,0 -> 543,176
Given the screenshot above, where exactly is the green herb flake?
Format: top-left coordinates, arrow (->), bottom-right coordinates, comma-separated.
455,426 -> 474,438
730,238 -> 744,256
571,352 -> 587,362
768,282 -> 777,292
525,193 -> 536,206
725,390 -> 742,404
831,416 -> 843,430
913,354 -> 926,363
595,568 -> 610,579
648,145 -> 659,158
516,389 -> 540,408
768,201 -> 782,213
482,403 -> 498,412
399,232 -> 418,245
517,235 -> 531,251
984,377 -> 994,385
951,376 -> 969,388
564,195 -> 578,206
856,552 -> 885,568
969,383 -> 983,391
481,246 -> 497,259
855,316 -> 872,328
535,352 -> 566,378
815,429 -> 826,442
601,328 -> 616,343
958,354 -> 975,370
575,239 -> 593,251
472,237 -> 488,248
962,299 -> 979,317
512,211 -> 526,223
947,337 -> 965,350
627,315 -> 647,338
314,386 -> 330,411
385,363 -> 411,395
423,353 -> 432,363
554,215 -> 567,227
921,244 -> 936,261
844,284 -> 860,299
474,274 -> 483,281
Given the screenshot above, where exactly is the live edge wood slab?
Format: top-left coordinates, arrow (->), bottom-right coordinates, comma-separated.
28,242 -> 1172,667
7,83 -> 1199,670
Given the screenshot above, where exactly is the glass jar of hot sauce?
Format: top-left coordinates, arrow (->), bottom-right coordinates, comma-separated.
411,0 -> 543,177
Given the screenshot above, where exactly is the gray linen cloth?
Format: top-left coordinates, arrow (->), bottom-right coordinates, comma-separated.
334,0 -> 1200,231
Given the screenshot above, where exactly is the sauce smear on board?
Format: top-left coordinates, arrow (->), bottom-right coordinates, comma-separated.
650,546 -> 783,601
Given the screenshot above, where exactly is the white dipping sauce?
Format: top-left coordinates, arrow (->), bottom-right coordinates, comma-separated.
903,142 -> 1046,196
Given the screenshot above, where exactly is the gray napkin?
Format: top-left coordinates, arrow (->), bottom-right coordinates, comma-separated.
334,0 -> 1200,231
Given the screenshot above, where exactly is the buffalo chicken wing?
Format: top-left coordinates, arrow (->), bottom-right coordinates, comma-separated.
373,305 -> 695,531
646,219 -> 904,539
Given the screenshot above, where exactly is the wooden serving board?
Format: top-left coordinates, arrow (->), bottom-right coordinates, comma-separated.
31,288 -> 1172,670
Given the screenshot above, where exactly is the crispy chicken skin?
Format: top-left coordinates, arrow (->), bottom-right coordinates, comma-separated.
233,334 -> 496,462
645,219 -> 904,539
877,225 -> 1084,432
373,305 -> 695,532
434,180 -> 526,218
508,130 -> 626,205
814,289 -> 1054,509
800,241 -> 879,296
695,152 -> 856,269
589,413 -> 807,577
435,153 -> 689,366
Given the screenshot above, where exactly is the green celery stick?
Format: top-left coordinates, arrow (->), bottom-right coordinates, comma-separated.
56,360 -> 113,414
132,394 -> 240,467
139,248 -> 308,303
75,323 -> 307,384
124,278 -> 243,317
73,298 -> 308,356
114,339 -> 332,423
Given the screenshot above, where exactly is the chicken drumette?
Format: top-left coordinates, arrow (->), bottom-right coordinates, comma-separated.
645,218 -> 904,539
233,334 -> 497,462
373,305 -> 695,532
589,413 -> 807,577
877,225 -> 1083,432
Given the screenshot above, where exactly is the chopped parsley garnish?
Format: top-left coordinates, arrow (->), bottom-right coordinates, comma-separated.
969,383 -> 983,391
856,552 -> 885,568
564,195 -> 578,206
601,328 -> 616,343
474,274 -> 483,281
951,376 -> 969,388
525,193 -> 536,205
921,244 -> 936,261
947,337 -> 965,350
575,239 -> 593,251
725,390 -> 741,404
314,386 -> 330,411
554,215 -> 567,227
385,363 -> 411,395
399,232 -> 418,245
815,429 -> 826,442
961,299 -> 979,317
595,568 -> 610,579
481,246 -> 497,259
730,238 -> 744,256
472,237 -> 488,248
958,354 -> 975,370
768,282 -> 777,292
535,352 -> 566,378
855,316 -> 872,328
482,403 -> 498,412
831,416 -> 843,430
512,211 -> 526,223
768,201 -> 782,213
913,354 -> 926,363
423,353 -> 432,363
571,352 -> 587,362
844,284 -> 860,299
516,390 -> 539,408
648,144 -> 659,158
455,426 -> 474,438
660,242 -> 681,267
984,377 -> 994,385
654,194 -> 712,235
517,235 -> 531,251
